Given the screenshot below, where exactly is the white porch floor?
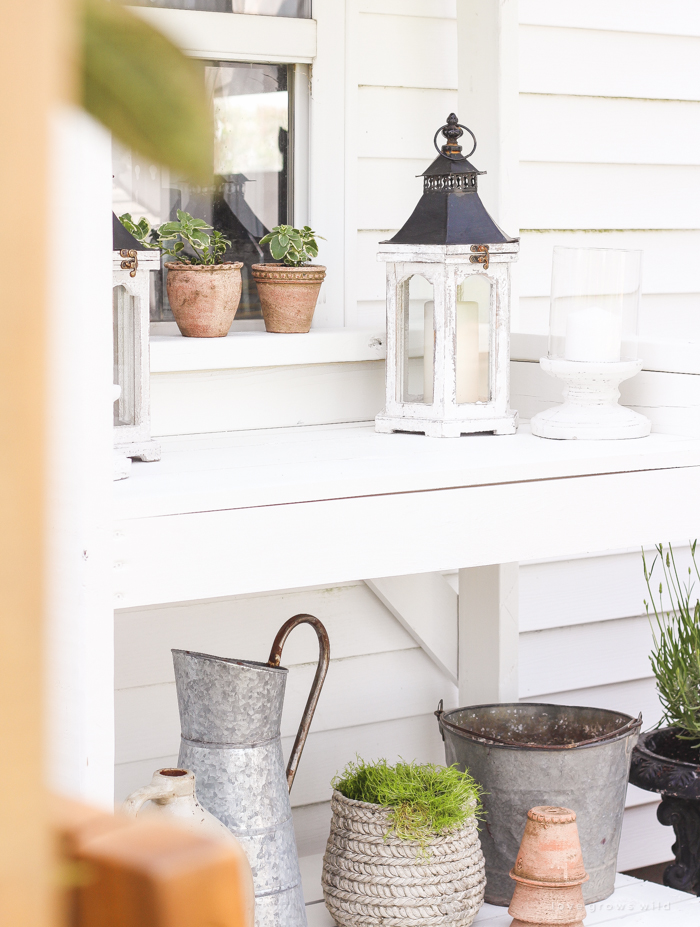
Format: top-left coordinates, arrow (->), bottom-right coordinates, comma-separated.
299,854 -> 699,925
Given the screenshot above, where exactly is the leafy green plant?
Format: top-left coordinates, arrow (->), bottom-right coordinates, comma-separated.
644,541 -> 700,744
259,225 -> 323,266
118,213 -> 159,250
332,758 -> 482,846
156,210 -> 231,265
82,0 -> 213,181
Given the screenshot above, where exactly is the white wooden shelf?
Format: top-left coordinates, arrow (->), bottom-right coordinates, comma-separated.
114,423 -> 700,608
150,328 -> 386,373
300,853 -> 699,926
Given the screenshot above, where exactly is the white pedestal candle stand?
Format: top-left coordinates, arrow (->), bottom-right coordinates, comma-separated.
530,357 -> 651,440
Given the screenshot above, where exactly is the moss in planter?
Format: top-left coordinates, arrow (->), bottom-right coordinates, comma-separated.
332,758 -> 482,844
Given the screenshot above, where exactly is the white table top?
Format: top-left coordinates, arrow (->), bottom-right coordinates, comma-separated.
116,423 -> 700,521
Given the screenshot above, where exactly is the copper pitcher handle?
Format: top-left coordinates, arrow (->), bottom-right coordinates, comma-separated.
268,614 -> 330,792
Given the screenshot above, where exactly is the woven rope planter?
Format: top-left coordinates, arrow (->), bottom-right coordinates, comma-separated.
322,790 -> 485,927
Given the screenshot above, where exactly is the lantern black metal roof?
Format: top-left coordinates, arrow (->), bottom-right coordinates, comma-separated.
384,114 -> 517,247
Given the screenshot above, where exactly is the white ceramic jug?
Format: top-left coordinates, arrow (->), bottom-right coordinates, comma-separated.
123,767 -> 255,924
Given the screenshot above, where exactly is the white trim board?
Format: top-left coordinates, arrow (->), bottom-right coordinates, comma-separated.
128,7 -> 317,62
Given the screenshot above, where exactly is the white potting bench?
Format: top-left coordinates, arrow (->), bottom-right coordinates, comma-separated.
114,421 -> 700,702
299,861 -> 699,926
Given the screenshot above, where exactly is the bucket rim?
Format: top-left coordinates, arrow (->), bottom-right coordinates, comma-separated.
172,648 -> 288,675
437,701 -> 642,751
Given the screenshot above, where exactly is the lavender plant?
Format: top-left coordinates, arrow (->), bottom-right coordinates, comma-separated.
644,541 -> 700,743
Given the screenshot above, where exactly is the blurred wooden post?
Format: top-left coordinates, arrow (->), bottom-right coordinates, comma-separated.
0,2 -> 74,925
54,798 -> 255,927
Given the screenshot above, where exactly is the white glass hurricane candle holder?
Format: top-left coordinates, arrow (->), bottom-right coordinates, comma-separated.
531,247 -> 651,440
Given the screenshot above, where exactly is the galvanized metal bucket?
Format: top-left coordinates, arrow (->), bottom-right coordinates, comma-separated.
436,702 -> 641,906
173,614 -> 330,927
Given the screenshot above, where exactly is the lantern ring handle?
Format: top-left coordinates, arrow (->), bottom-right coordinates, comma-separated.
433,123 -> 477,161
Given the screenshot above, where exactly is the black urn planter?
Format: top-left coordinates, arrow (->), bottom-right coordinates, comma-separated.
629,727 -> 700,895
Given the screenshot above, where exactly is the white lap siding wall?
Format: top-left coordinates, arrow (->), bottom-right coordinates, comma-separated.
114,546 -> 680,869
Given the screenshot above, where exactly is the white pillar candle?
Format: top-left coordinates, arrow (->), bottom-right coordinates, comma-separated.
564,305 -> 622,363
456,301 -> 480,403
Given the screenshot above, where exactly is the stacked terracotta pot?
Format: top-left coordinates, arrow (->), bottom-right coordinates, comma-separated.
508,806 -> 588,927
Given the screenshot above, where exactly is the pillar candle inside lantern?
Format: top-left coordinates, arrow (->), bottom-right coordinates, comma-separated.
422,300 -> 480,403
564,305 -> 622,363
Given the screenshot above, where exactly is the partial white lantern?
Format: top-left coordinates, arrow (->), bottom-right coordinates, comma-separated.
112,217 -> 161,473
531,247 -> 650,440
375,114 -> 519,437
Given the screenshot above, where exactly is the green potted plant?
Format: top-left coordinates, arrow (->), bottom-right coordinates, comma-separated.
119,210 -> 243,338
322,758 -> 485,927
629,541 -> 700,895
252,225 -> 326,333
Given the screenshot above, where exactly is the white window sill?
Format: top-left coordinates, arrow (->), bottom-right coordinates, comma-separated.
149,326 -> 700,376
149,327 -> 386,373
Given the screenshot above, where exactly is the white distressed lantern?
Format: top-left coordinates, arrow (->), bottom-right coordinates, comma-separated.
375,115 -> 519,438
112,215 -> 160,474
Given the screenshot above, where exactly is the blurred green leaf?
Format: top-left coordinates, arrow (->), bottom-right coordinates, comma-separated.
82,0 -> 213,182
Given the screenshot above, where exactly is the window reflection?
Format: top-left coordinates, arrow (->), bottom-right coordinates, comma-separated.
128,0 -> 311,16
112,62 -> 291,321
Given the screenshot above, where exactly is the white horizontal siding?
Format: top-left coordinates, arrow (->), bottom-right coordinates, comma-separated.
521,163 -> 700,231
519,231 -> 700,296
521,95 -> 700,165
115,648 -> 454,765
519,615 -> 655,698
357,14 -> 457,90
520,26 -> 700,100
115,583 -> 413,689
520,0 -> 700,38
358,1 -> 456,20
519,551 -> 672,633
358,87 -> 457,159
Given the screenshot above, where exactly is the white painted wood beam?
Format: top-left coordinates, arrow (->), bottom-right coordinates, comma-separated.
365,574 -> 458,684
457,0 -> 519,326
458,563 -> 519,704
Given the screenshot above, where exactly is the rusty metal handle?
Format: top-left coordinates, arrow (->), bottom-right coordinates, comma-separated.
268,614 -> 330,792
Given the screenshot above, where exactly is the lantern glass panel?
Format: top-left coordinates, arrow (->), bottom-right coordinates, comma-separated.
456,274 -> 491,403
113,285 -> 137,428
548,247 -> 641,362
400,274 -> 434,404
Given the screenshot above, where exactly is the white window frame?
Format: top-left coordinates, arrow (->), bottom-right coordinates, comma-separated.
130,3 -> 348,329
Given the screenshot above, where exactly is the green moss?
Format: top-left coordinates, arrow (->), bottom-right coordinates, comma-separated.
332,758 -> 483,845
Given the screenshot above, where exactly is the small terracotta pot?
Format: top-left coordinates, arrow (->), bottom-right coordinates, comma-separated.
251,263 -> 326,333
508,807 -> 588,926
165,261 -> 243,337
512,806 -> 587,885
508,881 -> 586,926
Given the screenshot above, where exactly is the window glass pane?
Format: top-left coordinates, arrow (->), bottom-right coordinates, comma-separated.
112,62 -> 292,321
128,0 -> 311,16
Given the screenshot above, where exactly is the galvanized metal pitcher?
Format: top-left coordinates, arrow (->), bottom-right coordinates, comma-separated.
172,615 -> 330,927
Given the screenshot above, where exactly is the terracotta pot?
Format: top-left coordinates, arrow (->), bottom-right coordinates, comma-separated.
508,807 -> 588,926
251,263 -> 326,333
512,806 -> 587,885
165,261 -> 243,337
508,880 -> 586,926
